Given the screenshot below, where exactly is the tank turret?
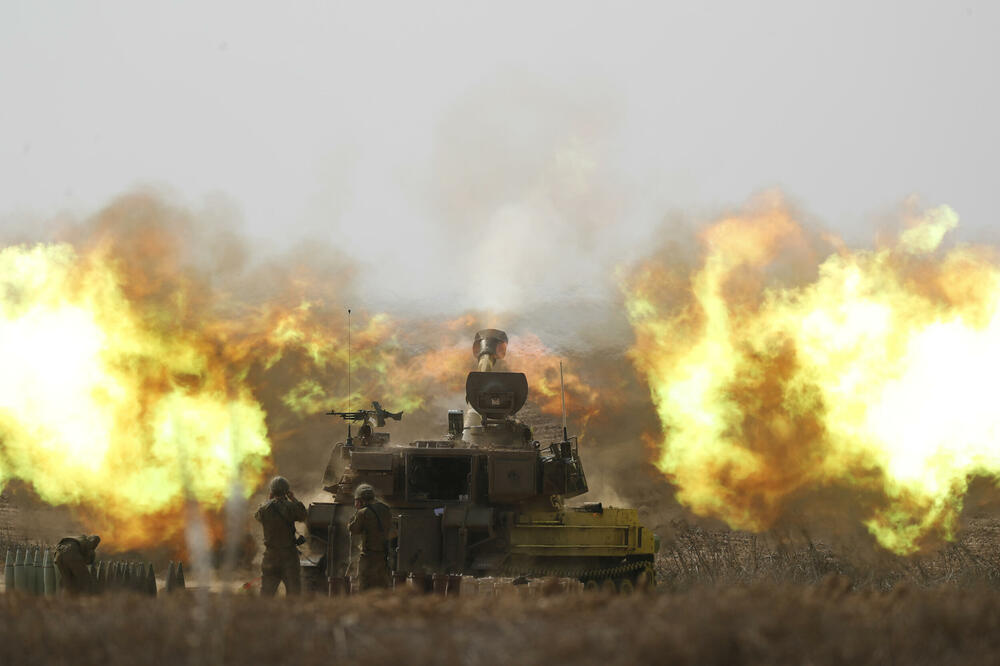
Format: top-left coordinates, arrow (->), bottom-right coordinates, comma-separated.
303,329 -> 658,593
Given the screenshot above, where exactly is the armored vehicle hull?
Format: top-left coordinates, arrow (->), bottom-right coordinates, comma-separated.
304,329 -> 658,592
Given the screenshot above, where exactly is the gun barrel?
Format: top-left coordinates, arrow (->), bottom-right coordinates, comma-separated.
327,404 -> 402,426
472,329 -> 508,372
326,410 -> 367,421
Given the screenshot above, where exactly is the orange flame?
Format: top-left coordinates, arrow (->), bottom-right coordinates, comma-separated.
0,242 -> 270,547
0,196 -> 589,549
625,195 -> 1000,553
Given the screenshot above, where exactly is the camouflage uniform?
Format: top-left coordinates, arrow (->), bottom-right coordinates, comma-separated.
54,535 -> 100,595
348,489 -> 392,590
255,491 -> 307,596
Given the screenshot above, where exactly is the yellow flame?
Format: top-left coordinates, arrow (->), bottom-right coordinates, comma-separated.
0,229 -> 589,549
0,243 -> 270,546
625,198 -> 1000,553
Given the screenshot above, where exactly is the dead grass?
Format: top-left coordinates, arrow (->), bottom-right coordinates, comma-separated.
659,519 -> 1000,591
2,584 -> 1000,666
6,521 -> 1000,664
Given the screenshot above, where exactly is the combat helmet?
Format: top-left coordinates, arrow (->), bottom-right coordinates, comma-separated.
269,476 -> 291,495
354,483 -> 376,502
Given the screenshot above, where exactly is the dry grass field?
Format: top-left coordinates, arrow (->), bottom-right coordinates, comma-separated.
3,583 -> 1000,665
656,518 -> 1000,591
5,521 -> 1000,665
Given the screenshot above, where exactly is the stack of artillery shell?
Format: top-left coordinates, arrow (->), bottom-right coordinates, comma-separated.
4,549 -> 13,592
10,556 -> 166,597
107,561 -> 118,591
92,561 -> 105,594
131,563 -> 142,593
20,548 -> 30,594
42,549 -> 55,596
34,548 -> 45,597
34,549 -> 44,595
145,563 -> 157,596
165,561 -> 186,592
1,547 -> 56,596
26,547 -> 38,594
13,549 -> 25,592
118,562 -> 127,591
93,560 -> 159,595
31,548 -> 42,595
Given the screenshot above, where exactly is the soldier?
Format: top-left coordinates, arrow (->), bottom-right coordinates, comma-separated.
348,483 -> 391,590
53,534 -> 100,595
357,419 -> 374,446
254,476 -> 307,596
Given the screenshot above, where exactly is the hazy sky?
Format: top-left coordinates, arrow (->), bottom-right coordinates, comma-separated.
2,1 -> 998,310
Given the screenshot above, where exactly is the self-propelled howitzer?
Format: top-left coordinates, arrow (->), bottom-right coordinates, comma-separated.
303,329 -> 658,592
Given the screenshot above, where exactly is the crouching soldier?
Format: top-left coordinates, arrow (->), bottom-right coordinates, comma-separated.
54,534 -> 100,595
348,484 -> 391,590
255,476 -> 308,596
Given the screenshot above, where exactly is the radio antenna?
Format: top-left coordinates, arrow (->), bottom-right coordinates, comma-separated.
346,308 -> 353,445
560,360 -> 568,441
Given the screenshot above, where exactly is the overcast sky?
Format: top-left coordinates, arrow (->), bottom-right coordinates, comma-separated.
2,1 -> 997,312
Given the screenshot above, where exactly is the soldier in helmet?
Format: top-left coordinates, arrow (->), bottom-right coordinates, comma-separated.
348,483 -> 392,590
254,476 -> 308,596
357,418 -> 374,447
53,534 -> 100,595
